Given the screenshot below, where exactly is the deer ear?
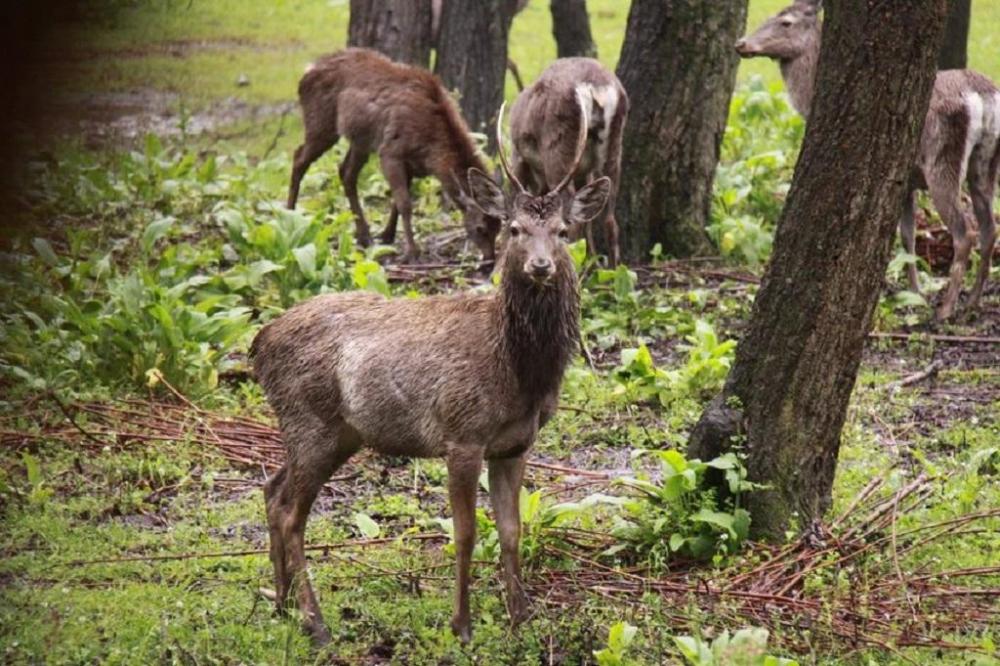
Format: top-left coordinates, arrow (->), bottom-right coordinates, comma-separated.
467,168 -> 506,218
567,177 -> 610,226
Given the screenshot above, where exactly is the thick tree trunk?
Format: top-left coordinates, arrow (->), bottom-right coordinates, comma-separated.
348,0 -> 434,68
614,0 -> 747,260
937,0 -> 970,70
434,0 -> 517,151
688,0 -> 948,540
550,0 -> 597,59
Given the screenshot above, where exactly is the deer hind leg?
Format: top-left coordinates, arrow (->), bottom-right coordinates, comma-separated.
967,149 -> 998,308
287,133 -> 338,209
340,145 -> 372,247
267,417 -> 360,645
928,174 -> 973,320
380,156 -> 417,262
488,455 -> 530,628
899,188 -> 921,294
263,464 -> 291,612
446,446 -> 484,643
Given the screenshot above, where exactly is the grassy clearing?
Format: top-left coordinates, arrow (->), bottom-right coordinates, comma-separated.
2,1 -> 999,664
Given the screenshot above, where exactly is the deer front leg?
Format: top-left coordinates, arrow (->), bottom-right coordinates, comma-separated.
380,156 -> 418,262
340,145 -> 372,247
446,446 -> 484,643
488,455 -> 531,627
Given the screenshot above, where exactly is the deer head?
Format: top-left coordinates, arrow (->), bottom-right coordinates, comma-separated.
735,0 -> 822,61
465,101 -> 610,285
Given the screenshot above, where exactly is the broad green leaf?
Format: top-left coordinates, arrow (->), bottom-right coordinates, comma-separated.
353,512 -> 381,539
142,216 -> 176,253
32,238 -> 59,266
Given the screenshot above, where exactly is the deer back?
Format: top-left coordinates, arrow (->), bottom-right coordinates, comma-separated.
509,58 -> 627,192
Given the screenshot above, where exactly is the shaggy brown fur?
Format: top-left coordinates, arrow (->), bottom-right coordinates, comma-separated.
254,166 -> 610,645
287,48 -> 500,262
737,0 -> 999,319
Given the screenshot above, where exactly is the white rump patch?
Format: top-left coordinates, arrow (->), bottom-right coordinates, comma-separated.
304,62 -> 316,74
960,91 -> 984,183
574,83 -> 620,169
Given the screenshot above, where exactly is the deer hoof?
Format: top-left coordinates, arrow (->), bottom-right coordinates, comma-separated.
305,620 -> 332,647
379,229 -> 396,245
450,616 -> 472,643
508,592 -> 533,627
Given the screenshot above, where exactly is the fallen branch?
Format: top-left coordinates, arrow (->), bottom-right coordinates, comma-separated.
870,331 -> 1000,345
886,359 -> 944,391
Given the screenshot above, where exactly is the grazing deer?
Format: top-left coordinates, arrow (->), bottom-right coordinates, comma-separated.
736,0 -> 999,320
508,57 -> 628,265
287,48 -> 501,263
253,98 -> 609,645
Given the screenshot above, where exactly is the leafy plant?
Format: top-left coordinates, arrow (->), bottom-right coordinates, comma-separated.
593,621 -> 639,666
609,450 -> 757,569
614,320 -> 735,406
674,627 -> 798,666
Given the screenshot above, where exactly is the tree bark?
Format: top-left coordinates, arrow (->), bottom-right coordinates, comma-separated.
434,0 -> 518,151
937,0 -> 970,70
614,0 -> 747,260
688,0 -> 948,540
348,0 -> 434,68
550,0 -> 597,59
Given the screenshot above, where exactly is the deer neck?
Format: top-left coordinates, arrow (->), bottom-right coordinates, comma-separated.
780,26 -> 822,118
494,261 -> 580,401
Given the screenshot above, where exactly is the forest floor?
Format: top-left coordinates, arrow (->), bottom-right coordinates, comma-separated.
2,1 -> 999,665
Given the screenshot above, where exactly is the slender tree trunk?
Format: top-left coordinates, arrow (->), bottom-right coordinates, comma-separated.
550,0 -> 597,59
434,0 -> 517,151
348,0 -> 433,68
614,0 -> 747,260
937,0 -> 970,70
688,0 -> 948,540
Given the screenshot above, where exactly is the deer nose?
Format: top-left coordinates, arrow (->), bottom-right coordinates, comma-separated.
734,38 -> 751,55
528,257 -> 553,279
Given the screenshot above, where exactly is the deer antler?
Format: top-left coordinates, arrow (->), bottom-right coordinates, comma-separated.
551,93 -> 589,195
495,102 -> 527,195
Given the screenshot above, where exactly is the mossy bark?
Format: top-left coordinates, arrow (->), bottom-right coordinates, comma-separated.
937,0 -> 970,70
550,0 -> 597,59
688,0 -> 948,540
348,0 -> 434,68
614,0 -> 748,260
434,0 -> 518,152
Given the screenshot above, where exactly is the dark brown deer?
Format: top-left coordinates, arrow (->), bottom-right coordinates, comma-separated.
287,48 -> 501,263
736,0 -> 999,320
507,57 -> 628,266
253,99 -> 609,645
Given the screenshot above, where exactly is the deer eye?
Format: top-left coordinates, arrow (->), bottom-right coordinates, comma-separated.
780,18 -> 794,26
558,228 -> 569,240
509,224 -> 522,238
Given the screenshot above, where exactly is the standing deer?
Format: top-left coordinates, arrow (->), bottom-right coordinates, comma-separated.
287,48 -> 501,263
508,58 -> 628,265
735,0 -> 999,320
253,99 -> 609,645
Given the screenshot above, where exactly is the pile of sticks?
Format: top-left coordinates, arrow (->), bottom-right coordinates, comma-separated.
534,474 -> 1000,658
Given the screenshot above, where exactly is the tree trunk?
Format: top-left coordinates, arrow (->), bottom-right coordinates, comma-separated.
348,0 -> 434,68
614,0 -> 747,260
937,0 -> 970,70
688,0 -> 948,540
434,0 -> 517,151
550,0 -> 597,59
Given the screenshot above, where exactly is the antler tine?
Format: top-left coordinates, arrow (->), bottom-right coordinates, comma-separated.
552,93 -> 589,195
495,101 -> 527,194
